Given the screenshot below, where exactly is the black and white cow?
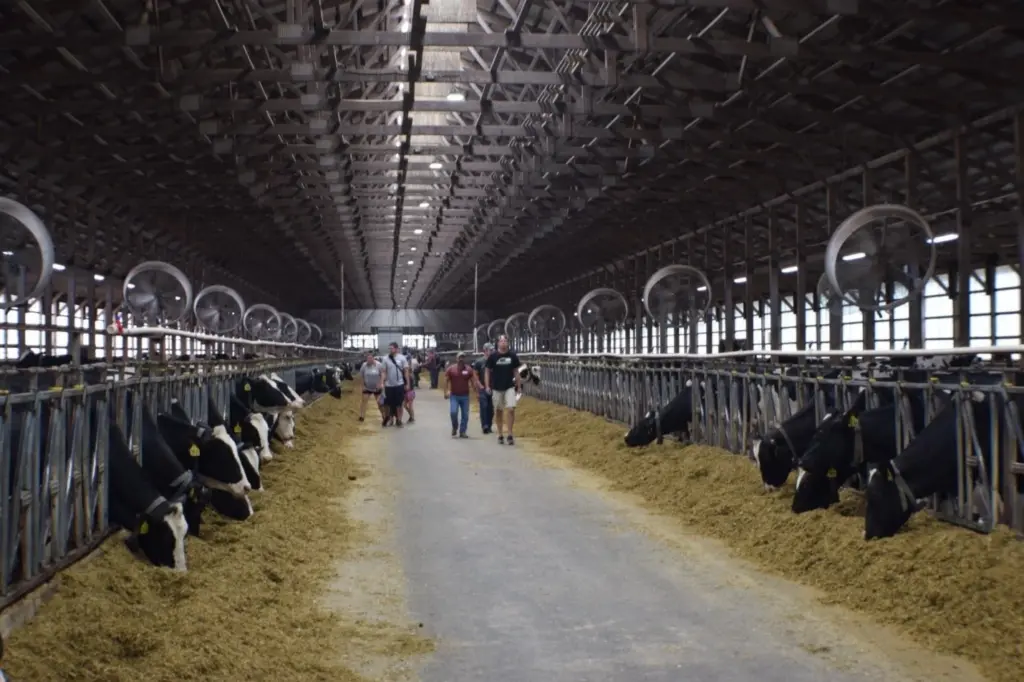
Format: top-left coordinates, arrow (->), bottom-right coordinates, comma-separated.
750,401 -> 823,491
624,381 -> 701,447
105,419 -> 189,570
208,396 -> 262,492
132,396 -> 211,537
157,400 -> 252,499
237,375 -> 299,448
517,364 -> 541,386
230,393 -> 273,464
792,386 -> 931,513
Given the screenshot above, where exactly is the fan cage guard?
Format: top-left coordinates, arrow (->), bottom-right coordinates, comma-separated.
122,260 -> 194,325
309,323 -> 323,344
243,303 -> 283,340
295,318 -> 312,344
487,319 -> 507,342
527,305 -> 567,340
642,264 -> 712,322
504,312 -> 529,339
824,203 -> 937,313
193,284 -> 246,334
279,312 -> 299,343
576,287 -> 630,330
0,197 -> 56,310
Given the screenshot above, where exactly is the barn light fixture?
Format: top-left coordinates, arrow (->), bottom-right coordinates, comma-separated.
93,274 -> 105,281
429,162 -> 443,170
403,279 -> 408,283
407,260 -> 414,265
126,283 -> 136,289
696,286 -> 707,292
842,252 -> 867,262
446,91 -> 465,102
413,228 -> 423,235
929,233 -> 958,244
1,250 -> 12,256
410,247 -> 417,251
733,276 -> 747,284
53,263 -> 66,271
419,202 -> 429,208
781,265 -> 799,274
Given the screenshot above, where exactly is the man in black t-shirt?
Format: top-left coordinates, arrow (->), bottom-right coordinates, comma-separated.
484,335 -> 522,445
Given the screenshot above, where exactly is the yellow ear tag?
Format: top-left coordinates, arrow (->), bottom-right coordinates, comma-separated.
243,383 -> 251,392
847,415 -> 859,428
826,468 -> 837,479
233,424 -> 242,435
139,521 -> 150,535
886,469 -> 893,482
188,444 -> 200,458
189,488 -> 197,502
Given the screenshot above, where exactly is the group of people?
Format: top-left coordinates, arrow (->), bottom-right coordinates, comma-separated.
357,341 -> 418,427
445,336 -> 522,444
354,337 -> 524,445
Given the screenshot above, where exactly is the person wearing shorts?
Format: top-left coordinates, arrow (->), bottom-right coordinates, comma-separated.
381,342 -> 411,427
472,343 -> 495,433
403,386 -> 416,424
358,352 -> 385,422
484,335 -> 522,445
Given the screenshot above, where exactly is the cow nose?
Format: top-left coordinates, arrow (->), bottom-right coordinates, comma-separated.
242,481 -> 252,493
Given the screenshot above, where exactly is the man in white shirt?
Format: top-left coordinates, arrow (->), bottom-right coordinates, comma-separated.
381,341 -> 411,427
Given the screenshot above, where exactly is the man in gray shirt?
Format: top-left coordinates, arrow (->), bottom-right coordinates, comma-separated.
381,341 -> 411,427
357,352 -> 384,422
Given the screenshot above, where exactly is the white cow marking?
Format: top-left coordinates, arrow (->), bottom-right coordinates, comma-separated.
249,412 -> 272,462
165,502 -> 189,572
211,424 -> 252,497
795,468 -> 807,491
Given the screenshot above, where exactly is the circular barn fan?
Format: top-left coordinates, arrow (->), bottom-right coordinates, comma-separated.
295,318 -> 312,344
824,204 -> 936,312
643,265 -> 711,323
815,273 -> 843,310
279,312 -> 299,343
243,303 -> 282,340
504,312 -> 529,341
309,323 -> 323,344
528,304 -> 566,341
123,261 -> 193,325
0,197 -> 56,310
576,287 -> 629,332
193,285 -> 245,333
474,323 -> 489,349
487,319 -> 506,343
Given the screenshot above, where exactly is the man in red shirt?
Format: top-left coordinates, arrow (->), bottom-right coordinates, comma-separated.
444,352 -> 479,438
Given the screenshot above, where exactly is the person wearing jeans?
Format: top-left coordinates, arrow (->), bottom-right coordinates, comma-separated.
473,343 -> 495,434
444,352 -> 477,438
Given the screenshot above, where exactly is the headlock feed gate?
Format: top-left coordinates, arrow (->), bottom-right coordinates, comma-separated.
510,348 -> 1024,538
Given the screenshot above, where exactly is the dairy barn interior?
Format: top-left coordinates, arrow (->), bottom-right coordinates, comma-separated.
2,1 -> 1024,681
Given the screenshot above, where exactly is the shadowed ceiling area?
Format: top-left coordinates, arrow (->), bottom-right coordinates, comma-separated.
1,1 -> 1022,314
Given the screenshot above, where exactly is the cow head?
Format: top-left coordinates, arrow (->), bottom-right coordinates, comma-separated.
624,410 -> 658,447
750,434 -> 795,491
864,464 -> 916,540
210,489 -> 254,520
128,500 -> 189,571
791,467 -> 840,514
791,412 -> 854,512
274,409 -> 296,447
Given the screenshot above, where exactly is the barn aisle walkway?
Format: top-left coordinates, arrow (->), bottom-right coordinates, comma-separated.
380,390 -> 962,682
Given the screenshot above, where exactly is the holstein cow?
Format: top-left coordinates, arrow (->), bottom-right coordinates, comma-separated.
105,419 -> 189,570
624,380 -> 703,447
864,395 -> 991,539
236,375 -> 299,448
230,393 -> 273,463
156,400 -> 253,520
792,386 -> 932,513
128,394 -> 212,536
208,396 -> 262,491
751,401 -> 825,491
517,364 -> 541,386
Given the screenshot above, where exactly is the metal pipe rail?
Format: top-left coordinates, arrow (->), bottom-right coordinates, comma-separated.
501,350 -> 1024,537
0,352 -> 350,610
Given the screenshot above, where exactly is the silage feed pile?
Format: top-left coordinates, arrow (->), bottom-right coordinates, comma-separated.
3,389 -> 431,682
515,397 -> 1024,682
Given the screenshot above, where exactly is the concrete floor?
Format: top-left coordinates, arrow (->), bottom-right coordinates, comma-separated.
372,390 -> 980,682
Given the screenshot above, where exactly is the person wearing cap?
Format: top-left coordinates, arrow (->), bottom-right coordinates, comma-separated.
472,343 -> 495,434
444,352 -> 477,438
